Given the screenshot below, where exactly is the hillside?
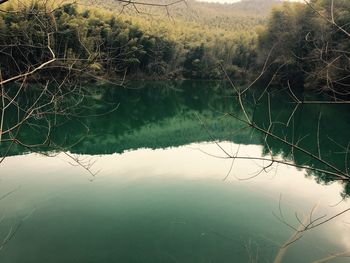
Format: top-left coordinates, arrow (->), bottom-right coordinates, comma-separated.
0,0 -> 285,83
82,0 -> 283,31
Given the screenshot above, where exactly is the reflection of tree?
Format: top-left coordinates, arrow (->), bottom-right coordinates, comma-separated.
1,81 -> 349,196
253,93 -> 349,190
0,81 -> 241,153
238,93 -> 349,196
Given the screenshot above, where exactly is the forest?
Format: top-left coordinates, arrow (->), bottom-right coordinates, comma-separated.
0,0 -> 348,96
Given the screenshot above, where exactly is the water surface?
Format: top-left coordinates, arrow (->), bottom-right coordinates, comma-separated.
0,81 -> 349,262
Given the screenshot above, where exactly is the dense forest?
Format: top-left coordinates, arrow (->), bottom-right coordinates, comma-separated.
0,0 -> 349,95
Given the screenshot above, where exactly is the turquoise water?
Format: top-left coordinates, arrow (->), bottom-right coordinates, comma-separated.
0,81 -> 349,262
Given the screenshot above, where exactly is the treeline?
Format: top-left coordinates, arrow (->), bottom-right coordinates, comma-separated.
0,0 -> 263,82
0,1 -> 179,81
107,0 -> 350,94
0,0 -> 349,95
94,0 -> 271,80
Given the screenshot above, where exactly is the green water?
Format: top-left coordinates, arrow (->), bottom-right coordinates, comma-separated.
0,81 -> 349,262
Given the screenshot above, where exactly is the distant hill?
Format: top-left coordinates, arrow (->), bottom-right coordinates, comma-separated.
188,0 -> 282,16
82,0 -> 283,30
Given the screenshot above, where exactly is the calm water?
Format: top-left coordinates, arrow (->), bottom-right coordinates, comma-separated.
0,81 -> 349,262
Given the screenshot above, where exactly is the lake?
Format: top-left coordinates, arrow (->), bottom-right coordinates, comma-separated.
0,81 -> 349,262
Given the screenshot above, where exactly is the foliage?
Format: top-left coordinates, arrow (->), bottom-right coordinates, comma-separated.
0,0 -> 271,82
0,1 -> 178,81
1,0 -> 348,94
257,0 -> 350,96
